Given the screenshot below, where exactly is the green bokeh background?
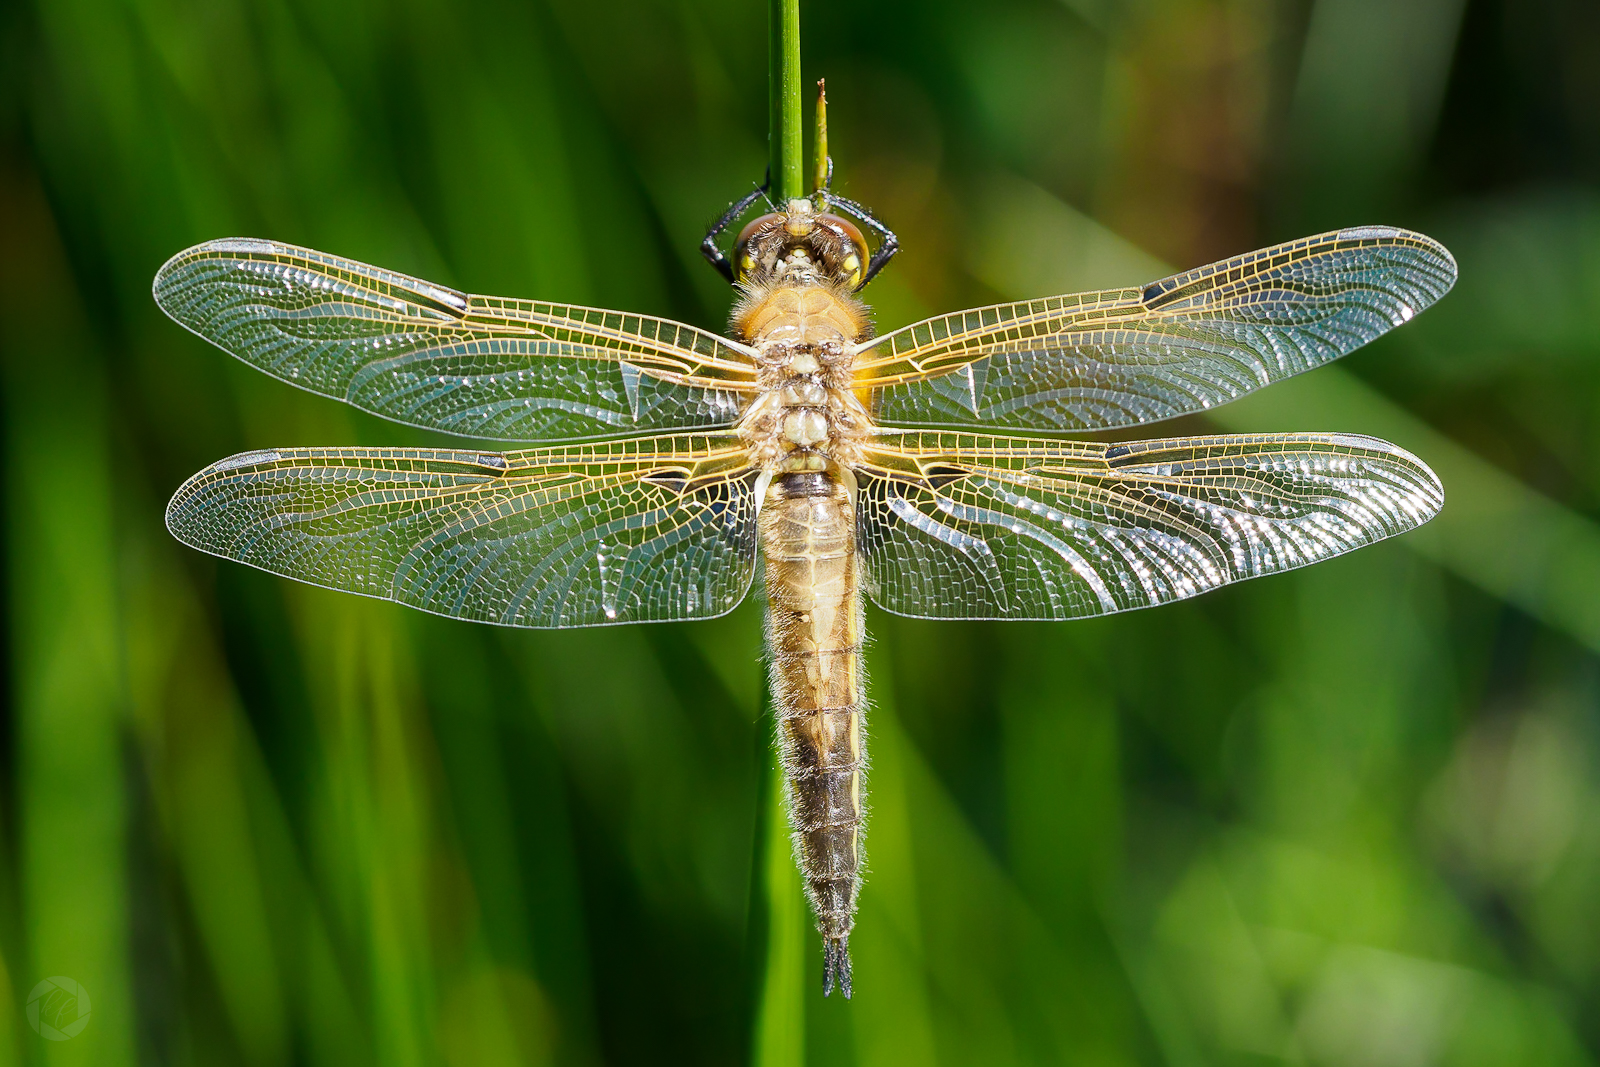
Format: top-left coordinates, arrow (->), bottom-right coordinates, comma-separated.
3,0 -> 1600,1063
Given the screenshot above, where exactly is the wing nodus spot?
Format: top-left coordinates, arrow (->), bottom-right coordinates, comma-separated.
922,462 -> 969,491
1141,279 -> 1171,305
641,469 -> 691,494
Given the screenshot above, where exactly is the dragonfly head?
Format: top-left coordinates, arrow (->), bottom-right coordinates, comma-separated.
734,200 -> 868,290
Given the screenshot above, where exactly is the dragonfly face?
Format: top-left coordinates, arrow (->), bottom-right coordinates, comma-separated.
156,177 -> 1454,998
733,199 -> 870,288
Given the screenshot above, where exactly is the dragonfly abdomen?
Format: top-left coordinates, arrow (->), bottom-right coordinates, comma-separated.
760,469 -> 865,999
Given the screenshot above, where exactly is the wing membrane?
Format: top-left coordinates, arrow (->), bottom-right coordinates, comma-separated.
166,435 -> 759,627
154,239 -> 759,440
858,226 -> 1456,432
857,431 -> 1442,620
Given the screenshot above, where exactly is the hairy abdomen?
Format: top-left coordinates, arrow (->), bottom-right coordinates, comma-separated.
760,470 -> 864,997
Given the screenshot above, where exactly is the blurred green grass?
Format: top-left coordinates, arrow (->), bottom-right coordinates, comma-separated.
2,0 -> 1599,1063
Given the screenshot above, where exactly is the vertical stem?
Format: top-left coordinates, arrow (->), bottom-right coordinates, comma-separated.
755,5 -> 807,1062
751,751 -> 806,1067
768,0 -> 803,202
813,80 -> 829,198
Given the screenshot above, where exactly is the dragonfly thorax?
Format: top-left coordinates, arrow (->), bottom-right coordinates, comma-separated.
736,335 -> 870,472
731,202 -> 875,472
733,276 -> 872,473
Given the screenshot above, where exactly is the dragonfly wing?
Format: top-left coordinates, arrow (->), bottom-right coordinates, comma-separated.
166,435 -> 759,627
858,226 -> 1456,432
154,239 -> 758,440
856,431 -> 1442,620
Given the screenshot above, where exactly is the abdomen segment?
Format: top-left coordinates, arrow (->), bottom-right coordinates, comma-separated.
760,470 -> 865,997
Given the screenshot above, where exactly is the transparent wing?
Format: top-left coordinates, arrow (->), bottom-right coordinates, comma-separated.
857,226 -> 1456,432
166,435 -> 758,627
856,431 -> 1442,620
154,239 -> 760,441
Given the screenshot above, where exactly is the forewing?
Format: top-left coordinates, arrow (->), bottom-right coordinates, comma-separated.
166,435 -> 758,627
858,226 -> 1456,432
857,431 -> 1442,620
154,239 -> 758,440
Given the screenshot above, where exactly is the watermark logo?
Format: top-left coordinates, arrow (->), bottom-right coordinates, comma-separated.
25,977 -> 90,1041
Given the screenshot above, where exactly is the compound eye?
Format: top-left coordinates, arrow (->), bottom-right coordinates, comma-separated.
736,213 -> 782,247
733,213 -> 783,281
819,214 -> 869,288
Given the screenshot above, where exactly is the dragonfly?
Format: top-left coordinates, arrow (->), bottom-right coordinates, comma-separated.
156,122 -> 1453,999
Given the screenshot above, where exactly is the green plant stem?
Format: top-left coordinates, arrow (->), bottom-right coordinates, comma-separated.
813,80 -> 828,200
769,0 -> 803,201
754,8 -> 808,1060
752,753 -> 806,1067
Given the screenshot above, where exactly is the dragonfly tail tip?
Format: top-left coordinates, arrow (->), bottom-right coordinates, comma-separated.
822,937 -> 853,999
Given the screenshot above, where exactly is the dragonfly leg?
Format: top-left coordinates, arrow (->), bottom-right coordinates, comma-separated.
701,172 -> 772,284
825,192 -> 899,289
